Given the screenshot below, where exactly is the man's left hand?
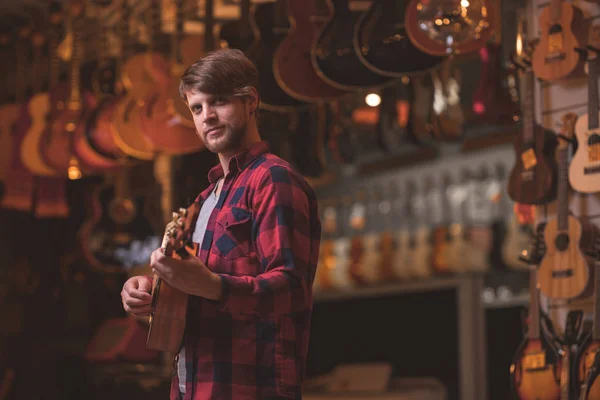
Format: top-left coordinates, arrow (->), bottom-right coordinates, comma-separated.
150,249 -> 222,301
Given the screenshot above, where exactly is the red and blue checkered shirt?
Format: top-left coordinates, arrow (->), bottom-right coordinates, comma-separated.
171,141 -> 322,400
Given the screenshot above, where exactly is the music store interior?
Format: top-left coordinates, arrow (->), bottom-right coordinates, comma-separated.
1,0 -> 600,399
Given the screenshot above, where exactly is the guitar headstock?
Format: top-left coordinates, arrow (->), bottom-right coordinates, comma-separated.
558,112 -> 578,148
162,208 -> 188,252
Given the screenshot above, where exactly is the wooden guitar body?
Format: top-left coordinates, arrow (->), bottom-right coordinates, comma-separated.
531,2 -> 583,82
511,338 -> 560,400
353,0 -> 444,77
19,93 -> 57,176
404,0 -> 494,56
39,82 -> 74,175
577,336 -> 600,399
570,114 -> 600,193
273,0 -> 349,102
507,125 -> 557,205
141,77 -> 204,155
147,274 -> 188,353
393,230 -> 413,279
86,95 -> 129,160
246,1 -> 305,111
112,53 -> 169,160
312,0 -> 392,90
538,216 -> 590,300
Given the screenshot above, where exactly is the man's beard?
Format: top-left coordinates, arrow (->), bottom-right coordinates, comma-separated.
204,119 -> 247,154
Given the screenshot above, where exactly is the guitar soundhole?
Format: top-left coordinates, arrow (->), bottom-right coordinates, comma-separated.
588,134 -> 600,146
555,233 -> 570,251
549,24 -> 563,35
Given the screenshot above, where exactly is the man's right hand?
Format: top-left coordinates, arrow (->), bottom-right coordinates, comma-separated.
121,276 -> 153,316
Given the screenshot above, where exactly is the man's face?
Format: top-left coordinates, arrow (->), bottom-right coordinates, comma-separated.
185,91 -> 250,155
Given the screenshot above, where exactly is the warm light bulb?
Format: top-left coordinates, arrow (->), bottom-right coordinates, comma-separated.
516,33 -> 522,56
365,93 -> 381,107
461,0 -> 470,6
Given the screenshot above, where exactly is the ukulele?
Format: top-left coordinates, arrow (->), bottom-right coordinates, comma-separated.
507,42 -> 558,205
569,48 -> 600,193
377,182 -> 398,281
376,80 -> 412,153
576,239 -> 600,400
431,59 -> 464,142
140,0 -> 204,155
392,179 -> 414,280
314,198 -> 338,291
445,169 -> 471,273
409,179 -> 434,279
404,0 -> 495,56
246,0 -> 305,111
311,0 -> 393,90
538,114 -> 595,300
510,265 -> 561,400
353,0 -> 445,77
429,175 -> 452,274
329,194 -> 356,289
348,189 -> 367,285
147,208 -> 193,353
465,166 -> 496,273
274,0 -> 349,102
531,0 -> 584,82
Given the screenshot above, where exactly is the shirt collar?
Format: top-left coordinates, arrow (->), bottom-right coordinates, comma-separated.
206,140 -> 270,184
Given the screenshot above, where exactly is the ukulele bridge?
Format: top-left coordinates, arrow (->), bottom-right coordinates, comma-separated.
523,352 -> 547,370
521,149 -> 537,170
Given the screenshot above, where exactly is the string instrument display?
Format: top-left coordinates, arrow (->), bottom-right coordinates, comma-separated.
569,47 -> 600,193
353,0 -> 445,77
537,114 -> 594,300
246,0 -> 305,111
312,0 -> 393,90
404,0 -> 495,56
140,0 -> 204,154
507,45 -> 558,205
40,1 -> 89,176
274,0 -> 349,102
510,265 -> 561,400
531,0 -> 584,82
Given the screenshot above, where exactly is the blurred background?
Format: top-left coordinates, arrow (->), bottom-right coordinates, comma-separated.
1,0 -> 600,399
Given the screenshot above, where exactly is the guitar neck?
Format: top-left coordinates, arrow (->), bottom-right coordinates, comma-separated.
560,345 -> 570,400
521,69 -> 535,143
589,56 -> 599,129
557,144 -> 569,231
527,266 -> 541,339
550,0 -> 563,24
204,0 -> 215,51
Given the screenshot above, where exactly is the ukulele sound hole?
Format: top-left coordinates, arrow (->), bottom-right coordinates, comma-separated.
589,134 -> 600,146
552,269 -> 573,278
555,233 -> 570,251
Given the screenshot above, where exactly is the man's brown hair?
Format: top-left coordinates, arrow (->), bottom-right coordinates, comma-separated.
179,48 -> 260,113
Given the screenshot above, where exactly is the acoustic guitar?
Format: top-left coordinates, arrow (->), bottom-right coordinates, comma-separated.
111,1 -> 168,160
246,0 -> 305,111
40,1 -> 90,176
538,114 -> 595,300
19,7 -> 61,177
404,0 -> 495,56
576,239 -> 600,400
431,59 -> 464,142
274,0 -> 349,102
531,0 -> 584,82
510,264 -> 561,400
569,51 -> 600,193
507,48 -> 558,205
409,179 -> 433,279
147,208 -> 194,353
311,0 -> 393,90
410,73 -> 437,145
376,80 -> 411,153
140,0 -> 204,154
353,0 -> 445,77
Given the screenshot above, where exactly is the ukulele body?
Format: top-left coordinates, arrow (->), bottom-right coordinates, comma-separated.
508,124 -> 557,205
569,114 -> 600,193
538,215 -> 591,300
577,335 -> 600,399
532,2 -> 584,82
511,338 -> 560,400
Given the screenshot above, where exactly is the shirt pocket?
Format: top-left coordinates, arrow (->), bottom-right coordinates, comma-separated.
214,207 -> 253,260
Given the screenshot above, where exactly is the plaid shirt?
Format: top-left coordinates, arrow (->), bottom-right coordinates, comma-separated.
171,141 -> 322,400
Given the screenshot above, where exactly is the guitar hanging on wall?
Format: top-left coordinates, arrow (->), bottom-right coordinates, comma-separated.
531,0 -> 585,82
569,45 -> 600,194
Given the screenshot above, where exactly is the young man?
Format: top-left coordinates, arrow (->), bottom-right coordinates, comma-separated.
120,49 -> 322,400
